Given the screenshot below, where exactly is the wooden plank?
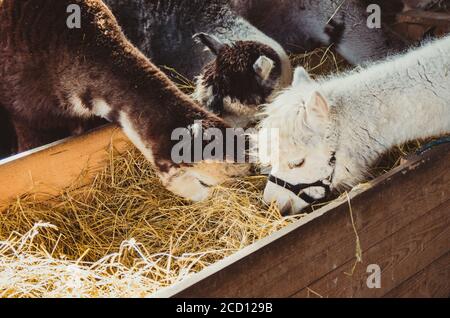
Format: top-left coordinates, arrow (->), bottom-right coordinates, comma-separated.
293,199 -> 450,298
0,124 -> 130,209
392,23 -> 429,41
384,252 -> 450,298
162,145 -> 450,297
394,10 -> 450,41
398,10 -> 450,27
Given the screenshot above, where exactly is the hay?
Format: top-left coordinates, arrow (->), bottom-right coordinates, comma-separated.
290,46 -> 351,76
0,47 -> 439,298
0,148 -> 301,298
160,66 -> 196,94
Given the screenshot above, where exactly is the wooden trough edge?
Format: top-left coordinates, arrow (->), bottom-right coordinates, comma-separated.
0,124 -> 129,209
153,144 -> 450,298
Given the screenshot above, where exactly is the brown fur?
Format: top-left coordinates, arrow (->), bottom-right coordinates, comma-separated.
230,0 -> 407,64
0,0 -> 229,171
0,105 -> 16,159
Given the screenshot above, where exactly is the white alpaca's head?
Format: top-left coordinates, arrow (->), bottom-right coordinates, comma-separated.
259,67 -> 338,215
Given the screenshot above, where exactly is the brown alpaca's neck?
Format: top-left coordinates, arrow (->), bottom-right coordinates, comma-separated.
67,40 -> 228,171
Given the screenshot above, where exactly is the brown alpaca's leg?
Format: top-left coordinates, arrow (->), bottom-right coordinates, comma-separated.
12,120 -> 67,153
70,117 -> 108,137
11,116 -> 107,154
0,105 -> 17,159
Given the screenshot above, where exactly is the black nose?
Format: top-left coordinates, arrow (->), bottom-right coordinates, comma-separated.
280,201 -> 293,216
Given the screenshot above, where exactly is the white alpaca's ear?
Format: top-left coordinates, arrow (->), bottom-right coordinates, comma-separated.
305,91 -> 330,130
292,67 -> 313,87
193,33 -> 225,55
254,56 -> 274,81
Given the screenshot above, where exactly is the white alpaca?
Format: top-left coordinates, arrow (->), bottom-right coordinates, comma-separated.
260,36 -> 450,214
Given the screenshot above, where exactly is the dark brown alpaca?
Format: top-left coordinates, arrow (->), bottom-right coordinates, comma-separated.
192,35 -> 285,127
102,0 -> 292,127
0,0 -> 248,201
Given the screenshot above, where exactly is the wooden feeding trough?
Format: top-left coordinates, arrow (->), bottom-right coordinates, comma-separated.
394,9 -> 450,41
0,124 -> 449,298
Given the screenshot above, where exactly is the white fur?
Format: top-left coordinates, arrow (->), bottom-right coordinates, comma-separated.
69,96 -> 112,121
162,168 -> 215,202
188,122 -> 203,138
92,98 -> 112,121
261,36 -> 450,214
191,78 -> 259,128
69,95 -> 91,118
292,67 -> 313,87
192,79 -> 214,106
118,111 -> 154,164
161,163 -> 251,202
254,55 -> 275,81
222,96 -> 260,127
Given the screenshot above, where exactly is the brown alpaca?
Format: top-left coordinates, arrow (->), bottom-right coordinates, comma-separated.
0,0 -> 248,201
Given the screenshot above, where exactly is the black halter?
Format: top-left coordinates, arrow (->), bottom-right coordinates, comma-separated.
268,152 -> 337,205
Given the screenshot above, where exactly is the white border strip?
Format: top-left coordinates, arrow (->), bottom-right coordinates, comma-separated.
0,138 -> 71,166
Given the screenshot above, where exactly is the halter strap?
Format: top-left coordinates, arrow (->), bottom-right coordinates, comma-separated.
268,152 -> 336,204
268,175 -> 331,204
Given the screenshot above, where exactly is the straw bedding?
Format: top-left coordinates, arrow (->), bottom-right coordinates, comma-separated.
0,148 -> 303,297
0,48 -> 430,298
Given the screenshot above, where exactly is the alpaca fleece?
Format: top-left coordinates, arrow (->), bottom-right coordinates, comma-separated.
230,0 -> 407,64
0,0 -> 227,170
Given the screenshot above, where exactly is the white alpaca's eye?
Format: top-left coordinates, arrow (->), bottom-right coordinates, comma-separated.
198,179 -> 212,188
288,159 -> 305,169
